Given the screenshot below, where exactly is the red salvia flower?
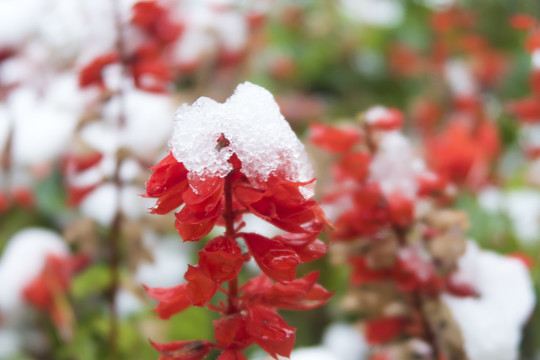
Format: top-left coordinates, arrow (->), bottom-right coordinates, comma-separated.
143,83 -> 331,359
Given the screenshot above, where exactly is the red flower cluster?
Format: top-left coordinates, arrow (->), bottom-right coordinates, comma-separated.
79,1 -> 184,93
143,137 -> 331,359
426,119 -> 500,188
310,113 -> 474,354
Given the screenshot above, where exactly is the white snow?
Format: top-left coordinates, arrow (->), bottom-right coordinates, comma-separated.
364,106 -> 388,125
0,0 -> 42,47
135,232 -> 191,288
444,59 -> 477,97
478,187 -> 540,245
0,329 -> 22,358
443,242 -> 535,360
7,81 -> 81,166
0,228 -> 68,312
79,183 -> 119,226
340,0 -> 404,27
532,50 -> 540,70
369,131 -> 421,199
322,323 -> 368,360
504,190 -> 540,244
170,82 -> 315,196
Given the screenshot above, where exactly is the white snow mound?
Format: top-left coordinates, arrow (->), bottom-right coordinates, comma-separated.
170,82 -> 314,196
443,241 -> 535,360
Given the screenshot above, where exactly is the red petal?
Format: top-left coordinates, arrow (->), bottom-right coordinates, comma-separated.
242,233 -> 299,283
258,272 -> 333,310
368,108 -> 404,131
510,14 -> 537,30
247,306 -> 296,359
199,236 -> 244,283
336,151 -> 371,181
150,339 -> 212,360
144,283 -> 191,319
348,257 -> 394,286
175,212 -> 221,242
184,265 -> 217,306
294,239 -> 328,263
364,317 -> 406,344
79,52 -> 119,88
310,123 -> 361,154
146,152 -> 190,214
387,194 -> 414,227
508,97 -> 540,123
67,184 -> 99,207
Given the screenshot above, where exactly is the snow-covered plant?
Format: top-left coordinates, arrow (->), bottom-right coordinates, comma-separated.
311,107 -> 479,359
143,82 -> 332,360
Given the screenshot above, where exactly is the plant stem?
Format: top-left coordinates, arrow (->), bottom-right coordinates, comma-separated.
108,209 -> 122,359
223,173 -> 239,315
394,225 -> 442,359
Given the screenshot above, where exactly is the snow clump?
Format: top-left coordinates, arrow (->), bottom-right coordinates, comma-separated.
170,82 -> 315,196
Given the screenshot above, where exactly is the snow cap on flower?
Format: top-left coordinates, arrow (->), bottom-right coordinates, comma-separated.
0,228 -> 67,312
170,82 -> 314,196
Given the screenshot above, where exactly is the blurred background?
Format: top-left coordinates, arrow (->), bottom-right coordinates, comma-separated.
0,0 -> 539,359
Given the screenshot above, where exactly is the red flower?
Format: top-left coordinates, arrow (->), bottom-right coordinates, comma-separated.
144,283 -> 191,320
508,97 -> 540,123
364,317 -> 407,344
132,1 -> 183,44
366,108 -> 404,131
241,272 -> 333,310
145,152 -> 329,242
79,52 -> 119,88
247,306 -> 296,359
198,236 -> 244,284
426,120 -> 499,187
510,14 -> 537,30
309,123 -> 361,154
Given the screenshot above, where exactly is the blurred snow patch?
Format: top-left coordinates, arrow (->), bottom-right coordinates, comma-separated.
0,329 -> 22,358
116,289 -> 143,318
505,190 -> 540,244
8,80 -> 81,166
478,187 -> 540,244
369,131 -> 421,199
136,232 -> 191,288
290,347 -> 338,360
421,0 -> 455,9
0,0 -> 42,46
322,323 -> 368,360
340,0 -> 403,27
0,228 -> 67,312
444,59 -> 477,97
443,241 -> 535,360
532,50 -> 540,70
